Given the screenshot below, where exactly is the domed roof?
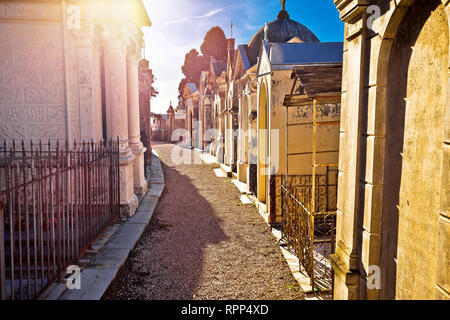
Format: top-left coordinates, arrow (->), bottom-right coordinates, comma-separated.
246,10 -> 319,65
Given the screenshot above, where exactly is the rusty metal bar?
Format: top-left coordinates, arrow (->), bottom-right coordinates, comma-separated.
0,201 -> 5,300
0,139 -> 120,300
310,99 -> 317,288
278,173 -> 337,291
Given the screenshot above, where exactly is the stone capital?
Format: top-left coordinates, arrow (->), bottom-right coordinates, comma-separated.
127,40 -> 143,59
71,23 -> 98,48
101,24 -> 128,50
119,151 -> 136,166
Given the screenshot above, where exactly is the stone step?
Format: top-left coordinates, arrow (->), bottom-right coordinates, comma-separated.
219,163 -> 232,177
232,179 -> 250,194
214,168 -> 227,178
199,152 -> 218,165
240,195 -> 253,205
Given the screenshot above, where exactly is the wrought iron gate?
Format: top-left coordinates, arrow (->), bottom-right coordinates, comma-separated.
272,170 -> 337,291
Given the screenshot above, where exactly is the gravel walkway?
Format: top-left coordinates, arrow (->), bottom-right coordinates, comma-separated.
102,142 -> 304,300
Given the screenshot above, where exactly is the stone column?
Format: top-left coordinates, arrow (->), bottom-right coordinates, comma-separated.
127,42 -> 147,196
139,60 -> 153,166
329,8 -> 367,300
74,24 -> 103,142
103,25 -> 138,217
237,90 -> 249,183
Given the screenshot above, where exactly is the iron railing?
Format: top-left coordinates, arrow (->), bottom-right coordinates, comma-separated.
0,139 -> 120,300
271,170 -> 337,291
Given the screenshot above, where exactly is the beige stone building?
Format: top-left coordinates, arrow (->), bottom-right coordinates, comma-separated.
226,6 -> 343,222
0,0 -> 150,216
256,41 -> 343,220
183,82 -> 200,148
233,46 -> 258,190
332,0 -> 449,300
208,59 -> 227,163
227,8 -> 323,197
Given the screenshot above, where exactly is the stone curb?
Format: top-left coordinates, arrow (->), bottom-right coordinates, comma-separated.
41,151 -> 164,300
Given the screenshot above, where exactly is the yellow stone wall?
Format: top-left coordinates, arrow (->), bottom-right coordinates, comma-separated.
258,70 -> 341,220
332,0 -> 450,300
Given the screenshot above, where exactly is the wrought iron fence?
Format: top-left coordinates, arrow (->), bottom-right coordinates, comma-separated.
271,169 -> 337,291
0,139 -> 120,300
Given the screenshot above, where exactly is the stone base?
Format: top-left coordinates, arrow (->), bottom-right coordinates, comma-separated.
134,179 -> 148,196
120,193 -> 139,218
330,252 -> 360,300
132,148 -> 147,196
237,162 -> 248,183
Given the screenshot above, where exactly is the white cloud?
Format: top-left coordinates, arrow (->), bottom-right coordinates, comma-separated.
142,2 -> 226,114
162,8 -> 224,26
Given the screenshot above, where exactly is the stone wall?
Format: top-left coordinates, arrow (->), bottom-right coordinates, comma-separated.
332,0 -> 450,300
0,4 -> 66,141
0,0 -> 150,217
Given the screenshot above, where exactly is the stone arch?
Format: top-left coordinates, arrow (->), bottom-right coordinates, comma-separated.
371,0 -> 449,299
258,80 -> 269,203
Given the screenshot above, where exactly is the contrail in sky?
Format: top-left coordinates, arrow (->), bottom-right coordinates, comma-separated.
162,8 -> 224,26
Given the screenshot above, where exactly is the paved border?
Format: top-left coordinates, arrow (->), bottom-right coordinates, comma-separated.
42,151 -> 164,300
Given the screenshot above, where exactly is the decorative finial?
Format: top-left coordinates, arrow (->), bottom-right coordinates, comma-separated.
264,22 -> 269,41
278,0 -> 290,19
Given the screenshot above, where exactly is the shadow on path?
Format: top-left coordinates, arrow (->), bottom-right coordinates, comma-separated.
103,144 -> 228,300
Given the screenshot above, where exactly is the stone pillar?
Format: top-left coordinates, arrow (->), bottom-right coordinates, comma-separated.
237,91 -> 249,183
103,25 -> 138,217
139,60 -> 153,166
436,40 -> 450,298
73,24 -> 105,142
127,43 -> 147,196
330,7 -> 367,300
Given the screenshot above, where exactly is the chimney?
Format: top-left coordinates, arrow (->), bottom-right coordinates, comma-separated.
227,38 -> 235,67
227,38 -> 235,51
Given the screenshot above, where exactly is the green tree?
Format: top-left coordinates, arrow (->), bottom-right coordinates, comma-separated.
181,49 -> 208,86
178,78 -> 187,98
200,26 -> 228,62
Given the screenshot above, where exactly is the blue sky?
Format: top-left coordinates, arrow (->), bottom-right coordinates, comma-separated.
142,0 -> 344,113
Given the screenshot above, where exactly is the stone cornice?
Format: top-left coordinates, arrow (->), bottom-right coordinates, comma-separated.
334,0 -> 370,22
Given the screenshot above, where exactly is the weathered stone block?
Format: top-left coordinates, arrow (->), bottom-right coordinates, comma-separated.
367,86 -> 387,136
0,87 -> 24,104
436,215 -> 450,296
361,229 -> 381,271
342,51 -> 348,93
0,123 -> 25,140
337,172 -> 346,214
442,145 -> 450,215
45,2 -> 61,19
446,73 -> 450,142
5,2 -> 46,19
368,36 -> 386,87
365,135 -> 385,185
363,183 -> 383,234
